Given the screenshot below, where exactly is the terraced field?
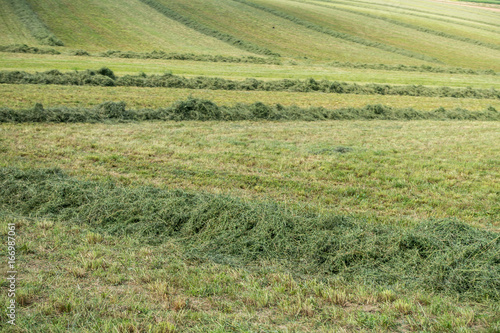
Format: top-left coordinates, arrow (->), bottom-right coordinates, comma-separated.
1,0 -> 499,332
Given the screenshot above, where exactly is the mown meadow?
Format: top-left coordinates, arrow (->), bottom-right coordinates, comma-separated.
0,0 -> 499,331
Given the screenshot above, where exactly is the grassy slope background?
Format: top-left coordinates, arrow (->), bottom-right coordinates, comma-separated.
1,0 -> 500,331
0,0 -> 498,67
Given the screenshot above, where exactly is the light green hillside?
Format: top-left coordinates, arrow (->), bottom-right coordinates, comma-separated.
307,0 -> 500,47
249,0 -> 500,70
1,0 -> 498,68
0,0 -> 39,45
24,0 -> 255,55
346,0 -> 500,28
155,0 -> 434,64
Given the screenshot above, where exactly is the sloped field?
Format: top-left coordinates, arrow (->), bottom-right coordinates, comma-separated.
21,0 -> 255,55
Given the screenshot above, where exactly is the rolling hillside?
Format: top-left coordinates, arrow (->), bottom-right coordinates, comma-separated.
0,0 -> 499,68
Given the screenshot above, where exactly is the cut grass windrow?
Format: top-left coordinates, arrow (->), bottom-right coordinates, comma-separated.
0,167 -> 498,301
0,45 -> 280,64
5,0 -> 64,46
1,68 -> 499,100
137,0 -> 279,57
4,44 -> 499,75
302,0 -> 500,51
1,98 -> 499,123
230,0 -> 440,63
327,61 -> 497,76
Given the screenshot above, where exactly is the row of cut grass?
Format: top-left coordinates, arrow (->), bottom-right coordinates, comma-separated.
1,121 -> 498,227
4,44 -> 500,76
3,53 -> 500,88
1,167 -> 499,302
2,216 -> 498,332
2,98 -> 499,123
1,68 -> 499,99
2,84 -> 499,111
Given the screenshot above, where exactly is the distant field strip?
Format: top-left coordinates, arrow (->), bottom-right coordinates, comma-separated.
303,0 -> 500,51
310,0 -> 500,33
2,44 -> 499,76
230,0 -> 439,63
137,0 -> 279,56
459,0 -> 500,4
327,61 -> 497,76
337,0 -> 500,29
4,0 -> 63,46
1,69 -> 499,100
318,0 -> 500,34
2,98 -> 498,123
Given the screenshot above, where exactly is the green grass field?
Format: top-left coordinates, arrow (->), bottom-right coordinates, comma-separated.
2,84 -> 500,111
1,0 -> 499,331
2,53 -> 500,89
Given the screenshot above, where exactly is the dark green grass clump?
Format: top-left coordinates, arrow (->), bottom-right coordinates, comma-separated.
1,68 -> 500,100
0,44 -> 60,55
1,98 -> 499,123
138,0 -> 279,57
0,167 -> 498,301
5,0 -> 64,46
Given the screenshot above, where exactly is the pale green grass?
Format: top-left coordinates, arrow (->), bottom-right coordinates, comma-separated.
2,53 -> 500,88
306,0 -> 500,45
0,0 -> 39,46
0,121 -> 498,228
1,217 -> 497,332
155,0 -> 429,64
24,0 -> 252,55
318,0 -> 500,33
251,0 -> 500,70
348,0 -> 500,27
1,84 -> 500,111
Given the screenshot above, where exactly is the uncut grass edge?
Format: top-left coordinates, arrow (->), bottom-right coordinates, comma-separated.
1,98 -> 499,123
0,167 -> 499,302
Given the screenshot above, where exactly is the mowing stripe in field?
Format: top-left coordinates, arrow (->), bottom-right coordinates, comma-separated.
230,0 -> 439,63
137,0 -> 279,57
332,0 -> 500,29
4,0 -> 64,46
299,0 -> 500,51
